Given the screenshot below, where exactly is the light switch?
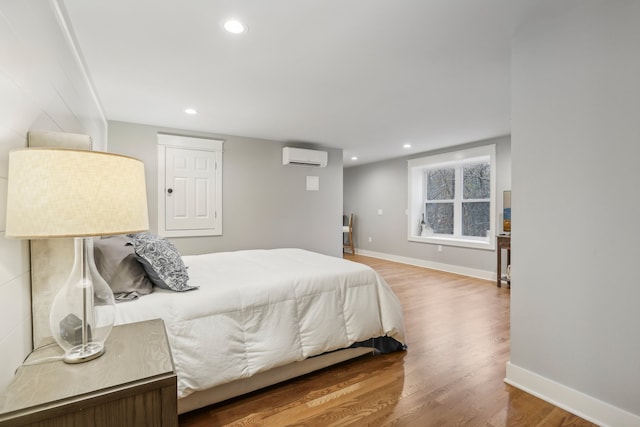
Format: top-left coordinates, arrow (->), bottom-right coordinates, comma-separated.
306,176 -> 319,191
377,209 -> 383,215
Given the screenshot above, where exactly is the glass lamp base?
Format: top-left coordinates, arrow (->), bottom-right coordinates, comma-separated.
63,342 -> 105,364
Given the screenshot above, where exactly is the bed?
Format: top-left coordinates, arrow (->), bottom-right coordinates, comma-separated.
115,246 -> 405,412
27,131 -> 406,414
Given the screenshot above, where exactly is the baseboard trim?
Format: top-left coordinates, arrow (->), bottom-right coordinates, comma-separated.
354,249 -> 495,281
505,362 -> 640,427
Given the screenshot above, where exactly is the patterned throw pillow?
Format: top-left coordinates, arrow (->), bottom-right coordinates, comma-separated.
127,233 -> 197,292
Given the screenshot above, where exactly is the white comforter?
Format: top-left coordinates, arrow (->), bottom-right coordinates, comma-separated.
115,248 -> 405,399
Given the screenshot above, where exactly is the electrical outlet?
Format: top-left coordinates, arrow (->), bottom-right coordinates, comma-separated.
368,236 -> 372,243
437,245 -> 443,252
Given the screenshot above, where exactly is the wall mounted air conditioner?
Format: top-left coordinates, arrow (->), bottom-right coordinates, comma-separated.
282,147 -> 328,167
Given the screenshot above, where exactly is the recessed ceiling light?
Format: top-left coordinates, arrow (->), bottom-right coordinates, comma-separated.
224,20 -> 245,34
351,156 -> 358,161
184,108 -> 198,115
403,143 -> 412,149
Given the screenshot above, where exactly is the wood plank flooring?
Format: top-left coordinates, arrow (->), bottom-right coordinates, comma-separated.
179,254 -> 597,426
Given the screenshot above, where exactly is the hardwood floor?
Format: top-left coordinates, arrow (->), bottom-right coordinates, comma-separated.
179,255 -> 597,426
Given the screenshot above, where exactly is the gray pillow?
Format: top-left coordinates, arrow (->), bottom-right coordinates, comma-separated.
93,235 -> 154,302
127,233 -> 197,292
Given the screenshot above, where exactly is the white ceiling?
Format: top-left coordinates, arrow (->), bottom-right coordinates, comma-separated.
61,0 -> 513,166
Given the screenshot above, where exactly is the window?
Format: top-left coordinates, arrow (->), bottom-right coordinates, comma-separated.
408,145 -> 496,250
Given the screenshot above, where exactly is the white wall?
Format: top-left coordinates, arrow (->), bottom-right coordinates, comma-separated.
0,0 -> 106,392
108,121 -> 344,258
508,1 -> 640,425
344,135 -> 511,279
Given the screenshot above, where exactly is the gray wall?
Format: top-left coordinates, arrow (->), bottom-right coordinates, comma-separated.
509,0 -> 640,421
344,135 -> 511,278
0,0 -> 106,391
108,121 -> 343,257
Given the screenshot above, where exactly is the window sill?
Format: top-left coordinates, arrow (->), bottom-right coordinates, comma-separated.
408,235 -> 495,251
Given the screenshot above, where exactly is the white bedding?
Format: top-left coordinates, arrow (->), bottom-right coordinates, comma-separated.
114,248 -> 406,399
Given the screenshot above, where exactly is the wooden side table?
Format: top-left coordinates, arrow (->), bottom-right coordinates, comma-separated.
0,319 -> 177,427
497,234 -> 511,288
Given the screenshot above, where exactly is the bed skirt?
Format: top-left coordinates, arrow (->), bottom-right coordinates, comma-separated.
178,346 -> 374,414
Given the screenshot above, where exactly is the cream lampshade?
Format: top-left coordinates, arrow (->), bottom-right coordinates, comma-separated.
5,148 -> 149,363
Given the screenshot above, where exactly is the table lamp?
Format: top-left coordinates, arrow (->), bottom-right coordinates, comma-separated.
5,148 -> 149,363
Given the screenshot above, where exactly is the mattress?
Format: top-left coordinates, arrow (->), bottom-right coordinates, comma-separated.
114,248 -> 406,399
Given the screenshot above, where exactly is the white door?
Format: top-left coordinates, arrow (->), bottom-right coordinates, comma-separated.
165,147 -> 217,231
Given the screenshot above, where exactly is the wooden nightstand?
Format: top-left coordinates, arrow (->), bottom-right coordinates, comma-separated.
0,319 -> 177,427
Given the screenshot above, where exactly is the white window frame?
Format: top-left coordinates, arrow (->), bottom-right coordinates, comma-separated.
157,133 -> 224,237
408,144 -> 496,250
